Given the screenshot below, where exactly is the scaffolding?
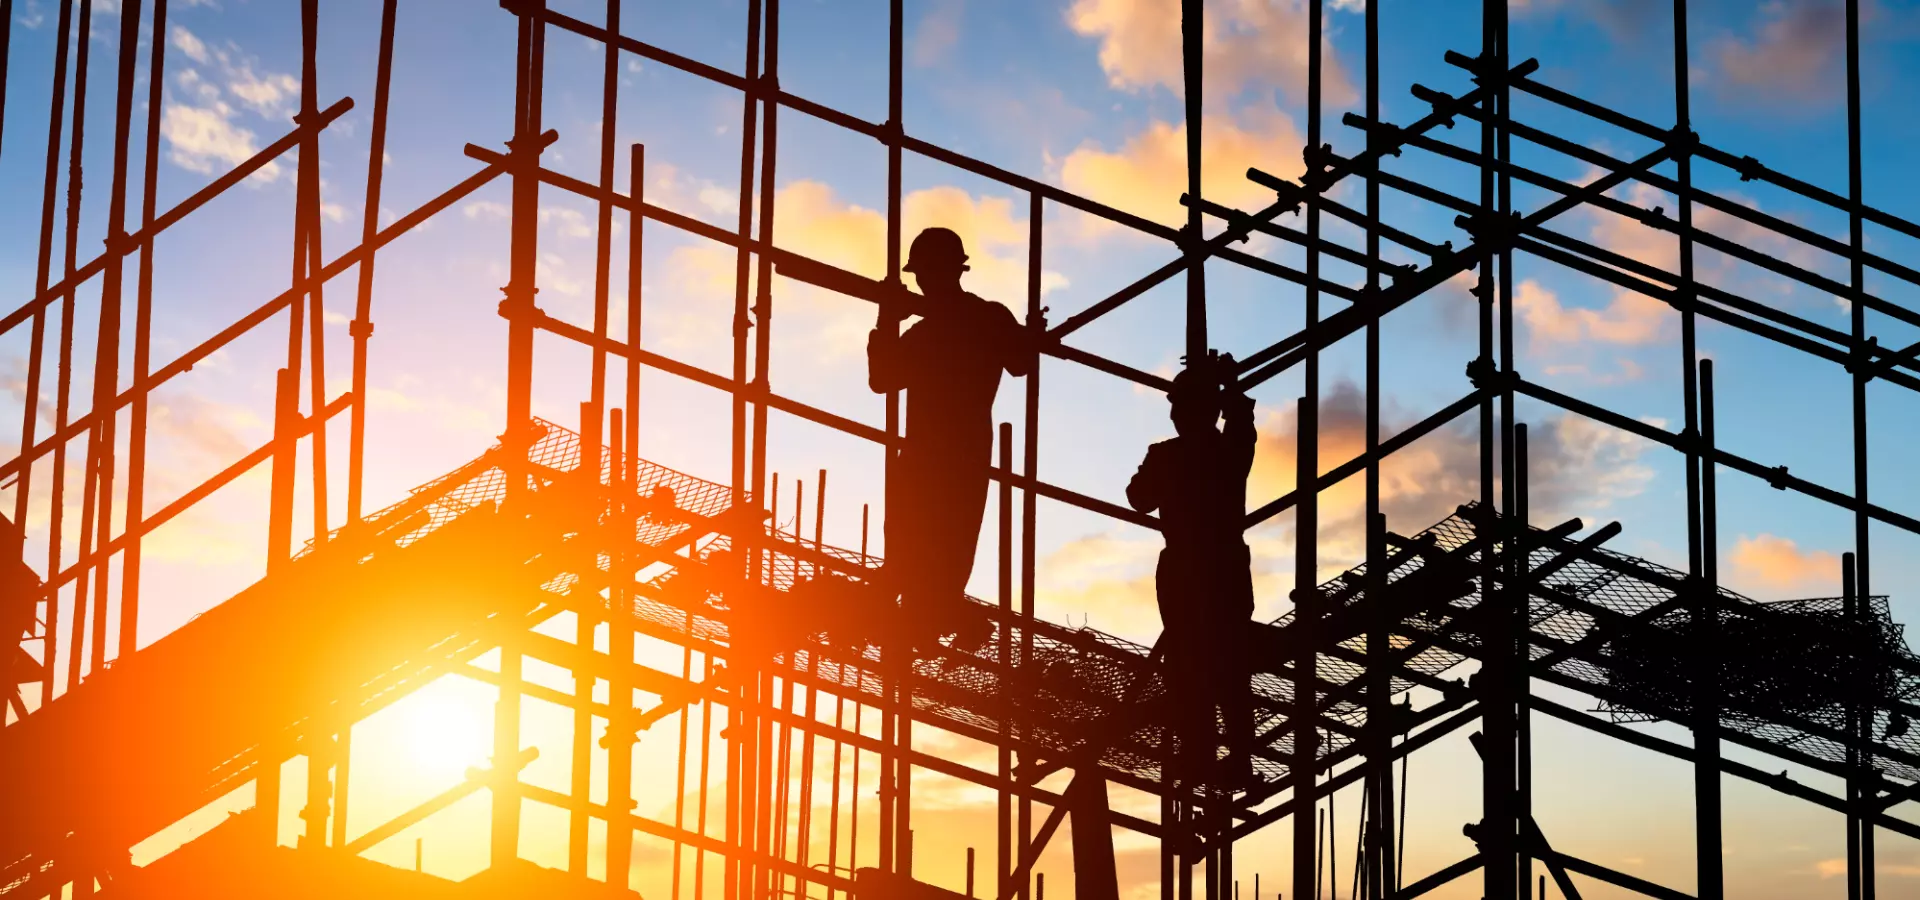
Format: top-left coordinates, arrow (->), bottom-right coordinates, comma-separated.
3,2 -> 1920,900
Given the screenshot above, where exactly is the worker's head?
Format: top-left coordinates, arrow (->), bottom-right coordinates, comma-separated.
903,227 -> 969,296
1168,363 -> 1222,437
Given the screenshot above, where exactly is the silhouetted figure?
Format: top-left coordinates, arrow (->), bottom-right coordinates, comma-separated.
1126,352 -> 1255,789
869,227 -> 1038,652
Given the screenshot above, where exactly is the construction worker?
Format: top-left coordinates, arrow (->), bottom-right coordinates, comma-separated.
1126,351 -> 1255,788
868,227 -> 1039,653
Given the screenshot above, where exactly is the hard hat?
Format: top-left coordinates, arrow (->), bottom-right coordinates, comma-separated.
1169,364 -> 1222,407
903,227 -> 970,273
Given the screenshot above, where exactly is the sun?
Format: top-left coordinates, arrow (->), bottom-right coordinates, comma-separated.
386,674 -> 497,782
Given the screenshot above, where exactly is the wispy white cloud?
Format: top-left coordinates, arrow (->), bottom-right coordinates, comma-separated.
161,101 -> 277,181
169,24 -> 210,63
158,25 -> 301,183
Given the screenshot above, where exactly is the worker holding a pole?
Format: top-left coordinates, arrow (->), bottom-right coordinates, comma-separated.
869,227 -> 1040,654
1126,351 -> 1256,789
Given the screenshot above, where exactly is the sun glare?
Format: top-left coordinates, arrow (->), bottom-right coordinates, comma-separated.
387,675 -> 496,782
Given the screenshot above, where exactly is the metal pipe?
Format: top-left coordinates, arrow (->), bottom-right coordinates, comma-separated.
346,0 -> 398,525
53,0 -> 95,693
1845,0 -> 1875,895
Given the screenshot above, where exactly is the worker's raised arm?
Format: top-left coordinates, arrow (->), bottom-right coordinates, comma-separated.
1224,385 -> 1257,475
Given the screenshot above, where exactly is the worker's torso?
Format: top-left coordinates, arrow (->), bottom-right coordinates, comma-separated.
897,293 -> 1015,454
1145,434 -> 1251,556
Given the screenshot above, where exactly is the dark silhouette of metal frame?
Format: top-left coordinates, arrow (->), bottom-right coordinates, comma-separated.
0,2 -> 1915,900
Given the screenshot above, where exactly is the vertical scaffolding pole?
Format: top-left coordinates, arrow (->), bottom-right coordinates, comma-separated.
502,0 -> 544,432
1019,190 -> 1041,900
294,0 -> 338,846
793,472 -> 826,898
612,409 -> 642,892
621,164 -> 658,900
1698,358 -> 1721,899
494,0 -> 546,868
1290,396 -> 1317,900
625,143 -> 643,482
998,421 -> 1014,900
588,0 -> 621,419
1180,0 -> 1205,364
1672,2 -> 1720,897
346,0 -> 398,526
1362,0 -> 1392,894
748,4 -> 784,896
1845,550 -> 1863,900
569,0 -> 623,874
1294,0 -> 1324,898
728,0 -> 763,505
1844,0 -> 1874,893
54,0 -> 95,691
18,0 -> 73,706
722,6 -> 763,897
1475,2 -> 1516,898
77,0 -> 142,683
121,0 -> 169,664
1180,2 -> 1218,894
1493,1 -> 1525,896
878,0 -> 907,884
824,688 -> 847,900
299,0 -> 331,555
272,0 -> 319,572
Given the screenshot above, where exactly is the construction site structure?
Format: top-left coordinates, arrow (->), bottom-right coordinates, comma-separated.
4,2 -> 1920,900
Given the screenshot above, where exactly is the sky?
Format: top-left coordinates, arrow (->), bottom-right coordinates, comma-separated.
6,0 -> 1920,898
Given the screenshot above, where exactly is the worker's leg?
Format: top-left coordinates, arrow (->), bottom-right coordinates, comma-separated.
1165,626 -> 1216,789
920,460 -> 994,648
1220,617 -> 1252,792
1224,546 -> 1256,791
883,452 -> 943,649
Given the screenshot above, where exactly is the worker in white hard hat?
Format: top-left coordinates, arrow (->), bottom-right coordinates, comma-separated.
869,227 -> 1040,654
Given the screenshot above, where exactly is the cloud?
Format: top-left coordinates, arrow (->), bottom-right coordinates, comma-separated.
642,162 -> 739,227
462,200 -> 509,221
1066,0 -> 1354,106
146,395 -> 264,466
1815,856 -> 1920,879
169,24 -> 211,64
225,63 -> 301,118
1034,531 -> 1165,641
911,0 -> 965,67
1513,278 -> 1670,349
460,201 -> 600,239
161,101 -> 279,181
1249,380 -> 1657,571
1541,357 -> 1647,385
1059,106 -> 1305,231
15,0 -> 47,29
540,207 -> 596,239
158,28 -> 303,183
1513,0 -> 1665,39
1709,0 -> 1849,104
1577,180 -> 1836,330
1727,533 -> 1841,596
